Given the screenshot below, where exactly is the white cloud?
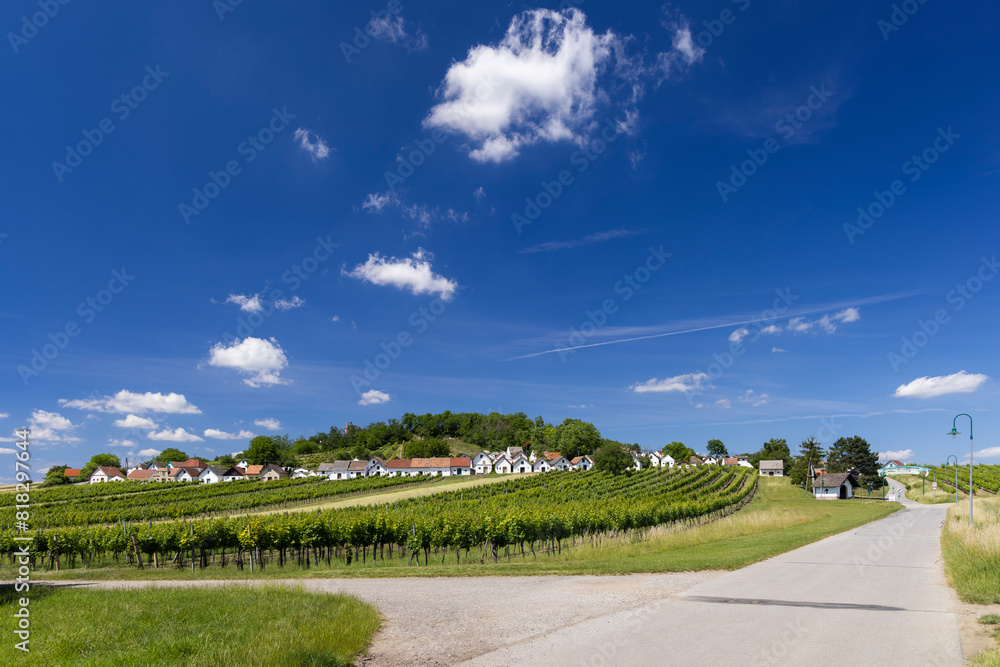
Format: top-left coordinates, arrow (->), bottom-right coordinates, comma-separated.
207,337 -> 290,387
60,390 -> 201,415
474,186 -> 486,203
788,308 -> 861,335
0,448 -> 16,455
148,427 -> 204,442
519,229 -> 636,254
880,449 -> 914,461
358,389 -> 391,406
715,399 -> 732,409
113,414 -> 157,430
204,428 -> 255,440
424,9 -> 627,163
738,390 -> 770,407
293,128 -> 331,162
344,248 -> 458,300
369,15 -> 406,42
761,324 -> 781,335
362,191 -> 400,213
0,413 -> 8,419
567,403 -> 594,409
729,328 -> 749,343
656,21 -> 704,82
254,418 -> 281,431
331,315 -> 340,322
971,447 -> 1000,461
893,371 -> 989,399
631,372 -> 710,394
138,448 -> 161,458
772,347 -> 786,353
28,410 -> 81,443
225,293 -> 263,313
275,296 -> 305,310
106,438 -> 137,448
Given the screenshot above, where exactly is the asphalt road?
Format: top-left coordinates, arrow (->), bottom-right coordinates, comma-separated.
461,477 -> 963,666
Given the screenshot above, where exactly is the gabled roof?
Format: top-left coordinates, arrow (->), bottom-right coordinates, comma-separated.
126,469 -> 155,480
348,460 -> 367,472
722,457 -> 739,466
386,459 -> 412,469
221,466 -> 244,477
244,465 -> 264,476
815,472 -> 858,489
64,468 -> 82,478
260,463 -> 288,476
759,460 -> 784,470
199,466 -> 224,477
689,456 -> 703,464
93,466 -> 124,478
449,457 -> 471,467
411,457 -> 452,468
542,451 -> 562,461
179,459 -> 208,468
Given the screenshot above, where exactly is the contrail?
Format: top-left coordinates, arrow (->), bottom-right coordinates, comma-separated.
506,289 -> 926,361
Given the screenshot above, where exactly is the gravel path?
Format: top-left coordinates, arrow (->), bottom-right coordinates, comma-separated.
68,572 -> 722,665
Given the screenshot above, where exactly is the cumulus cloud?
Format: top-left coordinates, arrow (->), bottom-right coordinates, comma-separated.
971,447 -> 1000,461
225,293 -> 263,313
204,428 -> 255,440
113,414 -> 157,430
893,371 -> 989,399
880,449 -> 915,461
138,448 -> 161,458
60,390 -> 201,415
28,410 -> 81,443
293,128 -> 331,162
738,390 -> 770,407
358,389 -> 391,406
275,296 -> 305,310
148,427 -> 203,442
424,9 -> 628,163
254,418 -> 281,431
729,328 -> 749,343
344,248 -> 458,300
631,372 -> 710,394
788,308 -> 861,334
207,337 -> 290,387
106,438 -> 137,449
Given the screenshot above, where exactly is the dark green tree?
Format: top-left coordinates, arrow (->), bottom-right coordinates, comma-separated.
827,435 -> 879,484
792,437 -> 827,487
749,438 -> 792,474
78,453 -> 123,482
246,436 -> 292,465
706,439 -> 728,458
154,448 -> 189,463
41,465 -> 71,487
555,419 -> 602,459
663,442 -> 695,462
594,442 -> 632,476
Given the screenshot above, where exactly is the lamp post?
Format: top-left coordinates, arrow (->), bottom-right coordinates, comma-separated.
946,454 -> 959,506
948,414 -> 974,526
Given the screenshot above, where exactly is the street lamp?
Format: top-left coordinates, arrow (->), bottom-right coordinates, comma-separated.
946,454 -> 959,506
948,414 -> 974,526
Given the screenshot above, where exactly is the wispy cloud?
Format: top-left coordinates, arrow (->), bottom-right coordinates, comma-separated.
60,390 -> 201,415
631,372 -> 709,394
894,371 -> 989,399
293,128 -> 331,162
519,229 -> 636,254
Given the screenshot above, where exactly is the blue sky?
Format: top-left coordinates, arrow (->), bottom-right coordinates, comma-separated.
3,0 -> 999,475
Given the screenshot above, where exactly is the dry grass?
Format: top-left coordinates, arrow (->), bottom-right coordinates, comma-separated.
942,497 -> 1000,604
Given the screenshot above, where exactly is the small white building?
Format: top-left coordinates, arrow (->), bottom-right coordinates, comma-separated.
89,466 -> 125,484
494,456 -> 512,474
472,451 -> 494,475
511,454 -> 532,474
759,460 -> 784,477
813,472 -> 858,500
549,456 -> 572,471
532,458 -> 551,473
198,466 -> 224,484
366,457 -> 388,477
570,455 -> 594,471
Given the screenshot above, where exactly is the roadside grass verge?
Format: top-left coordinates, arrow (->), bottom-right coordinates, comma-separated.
1,585 -> 378,666
890,475 -> 963,504
942,496 -> 1000,604
21,478 -> 900,581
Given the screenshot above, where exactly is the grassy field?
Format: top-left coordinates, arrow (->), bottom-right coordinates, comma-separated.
942,496 -> 1000,604
22,477 -> 900,581
1,585 -> 379,666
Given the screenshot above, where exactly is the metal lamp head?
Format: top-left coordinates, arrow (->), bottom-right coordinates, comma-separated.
948,427 -> 960,438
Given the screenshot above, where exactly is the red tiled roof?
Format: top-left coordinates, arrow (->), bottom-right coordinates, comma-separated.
449,457 -> 471,467
411,457 -> 452,468
179,459 -> 207,468
386,459 -> 412,469
543,451 -> 562,461
722,457 -> 738,465
127,469 -> 155,480
63,468 -> 82,478
244,465 -> 264,475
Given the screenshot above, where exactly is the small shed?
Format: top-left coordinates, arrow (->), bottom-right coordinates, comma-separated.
813,472 -> 859,500
759,460 -> 784,477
